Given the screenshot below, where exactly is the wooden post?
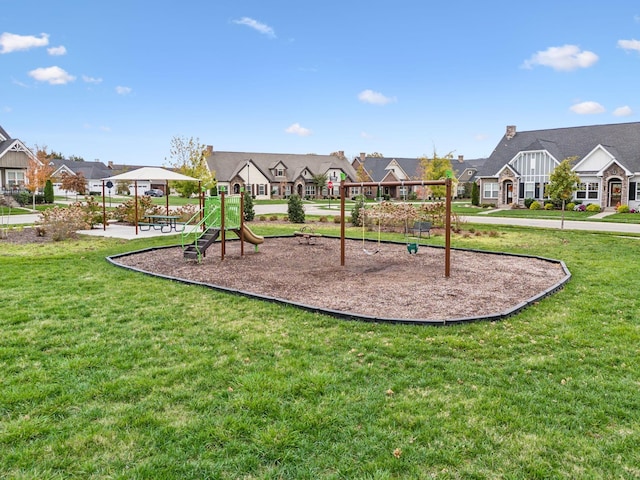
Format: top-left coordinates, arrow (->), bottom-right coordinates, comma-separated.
340,181 -> 346,266
240,189 -> 245,257
220,191 -> 226,261
445,178 -> 451,278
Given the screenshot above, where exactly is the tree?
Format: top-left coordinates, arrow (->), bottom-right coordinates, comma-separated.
287,194 -> 305,223
369,152 -> 384,158
25,156 -> 54,209
243,190 -> 255,221
165,136 -> 215,197
471,181 -> 480,206
311,173 -> 328,199
44,179 -> 54,204
59,171 -> 87,197
546,157 -> 580,229
418,150 -> 455,199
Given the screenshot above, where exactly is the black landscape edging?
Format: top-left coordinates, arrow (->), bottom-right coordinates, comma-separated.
106,235 -> 571,326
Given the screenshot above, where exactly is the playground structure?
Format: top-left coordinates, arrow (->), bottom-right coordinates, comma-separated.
181,191 -> 263,262
339,178 -> 452,277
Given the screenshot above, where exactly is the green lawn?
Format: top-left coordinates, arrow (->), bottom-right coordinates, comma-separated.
1,224 -> 639,478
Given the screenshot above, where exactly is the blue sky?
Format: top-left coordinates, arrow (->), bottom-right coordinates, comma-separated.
2,1 -> 640,165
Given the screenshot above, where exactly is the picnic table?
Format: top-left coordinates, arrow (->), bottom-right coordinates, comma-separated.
139,214 -> 183,233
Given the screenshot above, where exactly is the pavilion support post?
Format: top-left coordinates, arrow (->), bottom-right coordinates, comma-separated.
240,189 -> 245,257
134,180 -> 139,236
102,180 -> 107,231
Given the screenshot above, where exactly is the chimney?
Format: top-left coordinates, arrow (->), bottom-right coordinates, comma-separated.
360,152 -> 366,161
457,155 -> 464,163
506,125 -> 516,140
338,150 -> 344,158
108,161 -> 114,169
206,145 -> 213,155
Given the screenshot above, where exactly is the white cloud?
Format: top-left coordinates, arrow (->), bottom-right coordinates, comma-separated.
99,126 -> 111,132
522,44 -> 598,71
285,123 -> 311,136
474,133 -> 488,141
618,39 -> 640,53
570,101 -> 605,114
360,131 -> 374,139
82,75 -> 103,84
613,105 -> 633,117
233,17 -> 276,38
115,86 -> 132,95
28,66 -> 75,85
47,45 -> 66,56
358,89 -> 396,105
0,32 -> 49,53
3,106 -> 11,113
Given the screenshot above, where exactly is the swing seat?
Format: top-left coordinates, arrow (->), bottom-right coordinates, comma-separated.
363,247 -> 379,255
407,242 -> 418,254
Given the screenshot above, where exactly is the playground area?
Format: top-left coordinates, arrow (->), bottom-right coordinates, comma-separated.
112,236 -> 569,323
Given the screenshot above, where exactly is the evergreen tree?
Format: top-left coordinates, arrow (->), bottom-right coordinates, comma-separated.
351,195 -> 365,226
287,194 -> 305,223
44,179 -> 54,204
471,181 -> 480,206
243,190 -> 255,221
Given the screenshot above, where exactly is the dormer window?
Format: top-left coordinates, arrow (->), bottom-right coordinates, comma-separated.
276,168 -> 284,177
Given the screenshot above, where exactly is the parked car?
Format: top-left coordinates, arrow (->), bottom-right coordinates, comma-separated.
144,189 -> 164,197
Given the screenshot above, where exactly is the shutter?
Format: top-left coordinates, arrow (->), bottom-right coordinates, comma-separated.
519,182 -> 525,198
534,184 -> 540,198
629,182 -> 636,201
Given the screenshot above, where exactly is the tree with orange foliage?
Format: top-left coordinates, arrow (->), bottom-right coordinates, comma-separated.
59,171 -> 87,197
25,156 -> 54,209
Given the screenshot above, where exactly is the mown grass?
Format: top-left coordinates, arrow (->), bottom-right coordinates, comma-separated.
1,224 -> 639,478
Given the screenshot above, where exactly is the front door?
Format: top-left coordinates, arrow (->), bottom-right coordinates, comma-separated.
504,181 -> 513,205
609,181 -> 622,207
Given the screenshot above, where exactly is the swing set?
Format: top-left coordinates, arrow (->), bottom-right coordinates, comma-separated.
340,178 -> 453,277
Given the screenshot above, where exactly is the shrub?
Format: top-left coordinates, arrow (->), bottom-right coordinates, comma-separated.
574,204 -> 586,211
351,195 -> 365,226
617,204 -> 630,214
288,193 -> 305,223
529,201 -> 541,210
333,215 -> 341,224
173,203 -> 198,223
38,204 -> 92,241
471,182 -> 480,206
44,179 -> 54,204
585,203 -> 601,213
318,216 -> 327,223
524,198 -> 535,209
566,202 -> 575,211
544,203 -> 554,210
269,215 -> 278,221
243,190 -> 255,221
259,215 -> 266,221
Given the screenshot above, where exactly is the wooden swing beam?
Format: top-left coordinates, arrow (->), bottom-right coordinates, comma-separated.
339,179 -> 452,277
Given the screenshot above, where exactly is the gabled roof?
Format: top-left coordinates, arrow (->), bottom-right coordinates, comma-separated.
0,125 -> 10,142
50,159 -> 115,179
479,122 -> 640,177
354,155 -> 487,183
206,151 -> 358,183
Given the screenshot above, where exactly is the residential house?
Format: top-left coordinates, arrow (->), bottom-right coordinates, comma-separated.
0,124 -> 38,192
351,153 -> 485,199
50,159 -> 170,196
477,123 -> 640,209
204,147 -> 359,199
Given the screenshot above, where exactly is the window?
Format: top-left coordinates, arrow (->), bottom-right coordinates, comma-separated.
524,182 -> 535,199
483,182 -> 498,198
6,170 -> 25,187
276,168 -> 284,177
305,184 -> 315,197
576,182 -> 599,200
258,184 -> 265,195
